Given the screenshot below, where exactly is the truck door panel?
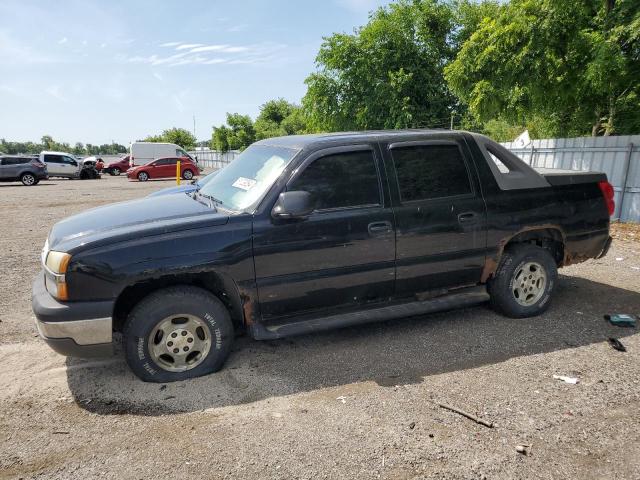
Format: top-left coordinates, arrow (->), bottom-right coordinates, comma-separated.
252,146 -> 396,321
385,139 -> 487,295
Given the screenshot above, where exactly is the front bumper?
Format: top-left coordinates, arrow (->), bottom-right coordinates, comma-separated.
32,272 -> 114,358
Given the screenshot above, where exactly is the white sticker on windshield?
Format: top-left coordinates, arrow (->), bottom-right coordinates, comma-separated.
232,177 -> 257,191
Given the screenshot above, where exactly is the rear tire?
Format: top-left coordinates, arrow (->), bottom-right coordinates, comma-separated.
123,286 -> 234,382
20,173 -> 36,186
488,244 -> 557,318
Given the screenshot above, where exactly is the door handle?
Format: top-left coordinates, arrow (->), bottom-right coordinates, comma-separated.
457,212 -> 478,224
368,221 -> 392,236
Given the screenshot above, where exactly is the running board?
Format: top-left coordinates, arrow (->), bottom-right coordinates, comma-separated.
249,285 -> 489,340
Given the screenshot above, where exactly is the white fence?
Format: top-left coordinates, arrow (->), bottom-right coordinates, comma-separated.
503,135 -> 640,223
190,149 -> 240,171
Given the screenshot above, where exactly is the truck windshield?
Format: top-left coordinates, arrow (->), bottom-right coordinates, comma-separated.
198,145 -> 299,212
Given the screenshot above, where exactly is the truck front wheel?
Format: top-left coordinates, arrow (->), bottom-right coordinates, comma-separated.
123,286 -> 234,382
488,244 -> 558,318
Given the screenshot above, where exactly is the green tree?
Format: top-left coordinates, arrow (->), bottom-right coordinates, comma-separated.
143,128 -> 197,149
445,0 -> 640,137
211,113 -> 255,151
302,0 -> 457,131
254,98 -> 310,139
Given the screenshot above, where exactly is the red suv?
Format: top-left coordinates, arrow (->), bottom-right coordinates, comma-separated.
105,156 -> 132,176
127,157 -> 199,182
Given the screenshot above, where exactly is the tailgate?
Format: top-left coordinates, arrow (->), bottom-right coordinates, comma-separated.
535,168 -> 607,186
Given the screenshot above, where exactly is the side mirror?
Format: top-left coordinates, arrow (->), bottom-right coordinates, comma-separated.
272,191 -> 314,220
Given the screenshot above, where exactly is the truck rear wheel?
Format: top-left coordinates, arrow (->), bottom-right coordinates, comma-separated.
488,244 -> 557,318
123,286 -> 234,382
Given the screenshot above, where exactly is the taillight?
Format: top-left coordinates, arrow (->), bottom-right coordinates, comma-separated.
598,181 -> 615,216
31,160 -> 45,168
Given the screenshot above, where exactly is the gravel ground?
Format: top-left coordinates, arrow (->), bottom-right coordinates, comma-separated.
1,175 -> 639,479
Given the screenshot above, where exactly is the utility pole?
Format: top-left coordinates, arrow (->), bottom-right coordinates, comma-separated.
193,115 -> 196,139
450,112 -> 454,130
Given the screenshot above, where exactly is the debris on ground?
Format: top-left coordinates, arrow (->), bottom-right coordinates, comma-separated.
436,402 -> 494,428
605,314 -> 637,327
516,445 -> 530,455
336,396 -> 346,404
608,338 -> 627,352
408,422 -> 416,430
553,375 -> 579,384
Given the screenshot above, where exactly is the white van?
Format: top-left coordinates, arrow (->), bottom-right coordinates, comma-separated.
130,142 -> 198,167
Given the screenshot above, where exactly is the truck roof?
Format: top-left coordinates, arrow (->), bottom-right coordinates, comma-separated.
255,129 -> 449,149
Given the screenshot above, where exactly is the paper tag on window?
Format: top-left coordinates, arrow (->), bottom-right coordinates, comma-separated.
232,177 -> 257,191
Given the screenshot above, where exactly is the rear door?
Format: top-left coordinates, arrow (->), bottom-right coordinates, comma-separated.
44,154 -> 64,175
0,158 -> 14,179
383,136 -> 487,296
252,145 -> 396,321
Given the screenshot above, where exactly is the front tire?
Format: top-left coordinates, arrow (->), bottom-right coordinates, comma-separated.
488,244 -> 557,318
137,171 -> 149,182
182,169 -> 194,180
112,167 -> 121,176
123,286 -> 234,382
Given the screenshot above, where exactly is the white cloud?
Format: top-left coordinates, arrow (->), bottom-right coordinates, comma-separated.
45,84 -> 67,101
188,44 -> 231,53
176,43 -> 204,50
159,41 -> 181,47
153,72 -> 163,81
58,36 -> 68,44
227,24 -> 248,33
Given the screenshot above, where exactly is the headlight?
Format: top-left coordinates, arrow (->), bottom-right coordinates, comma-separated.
43,250 -> 71,301
45,251 -> 71,274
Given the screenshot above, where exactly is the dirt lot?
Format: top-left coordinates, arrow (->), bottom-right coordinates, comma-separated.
1,175 -> 639,479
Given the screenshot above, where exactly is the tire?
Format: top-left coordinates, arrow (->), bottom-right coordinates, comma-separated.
488,244 -> 558,318
137,171 -> 149,182
112,167 -> 121,176
123,286 -> 234,382
182,169 -> 194,180
20,173 -> 36,186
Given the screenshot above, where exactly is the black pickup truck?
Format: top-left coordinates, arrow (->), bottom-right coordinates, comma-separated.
32,130 -> 614,382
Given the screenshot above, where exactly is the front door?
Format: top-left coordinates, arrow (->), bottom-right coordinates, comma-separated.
252,145 -> 396,322
383,138 -> 487,297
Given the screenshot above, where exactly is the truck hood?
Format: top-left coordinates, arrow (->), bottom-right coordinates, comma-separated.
48,192 -> 229,252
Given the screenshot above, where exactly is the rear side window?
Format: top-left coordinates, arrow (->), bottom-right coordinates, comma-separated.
391,144 -> 472,202
290,150 -> 380,210
1,157 -> 28,165
44,154 -> 62,163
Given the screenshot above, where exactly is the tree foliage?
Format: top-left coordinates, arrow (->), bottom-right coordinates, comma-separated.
445,0 -> 640,137
143,127 -> 197,149
0,136 -> 127,155
211,100 -> 310,151
303,0 -> 458,131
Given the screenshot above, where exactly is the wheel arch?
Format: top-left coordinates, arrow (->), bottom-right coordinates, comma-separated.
482,226 -> 566,282
112,271 -> 245,333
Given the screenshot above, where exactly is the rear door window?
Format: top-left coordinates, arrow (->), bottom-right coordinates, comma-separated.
289,150 -> 381,210
44,154 -> 62,163
391,144 -> 472,202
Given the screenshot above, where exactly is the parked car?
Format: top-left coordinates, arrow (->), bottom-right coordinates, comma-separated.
32,130 -> 613,383
40,151 -> 81,179
127,156 -> 199,182
131,142 -> 198,167
82,156 -> 104,171
104,156 -> 131,176
147,169 -> 219,197
0,155 -> 48,185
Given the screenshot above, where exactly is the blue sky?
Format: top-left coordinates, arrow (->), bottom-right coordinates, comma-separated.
0,0 -> 389,145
